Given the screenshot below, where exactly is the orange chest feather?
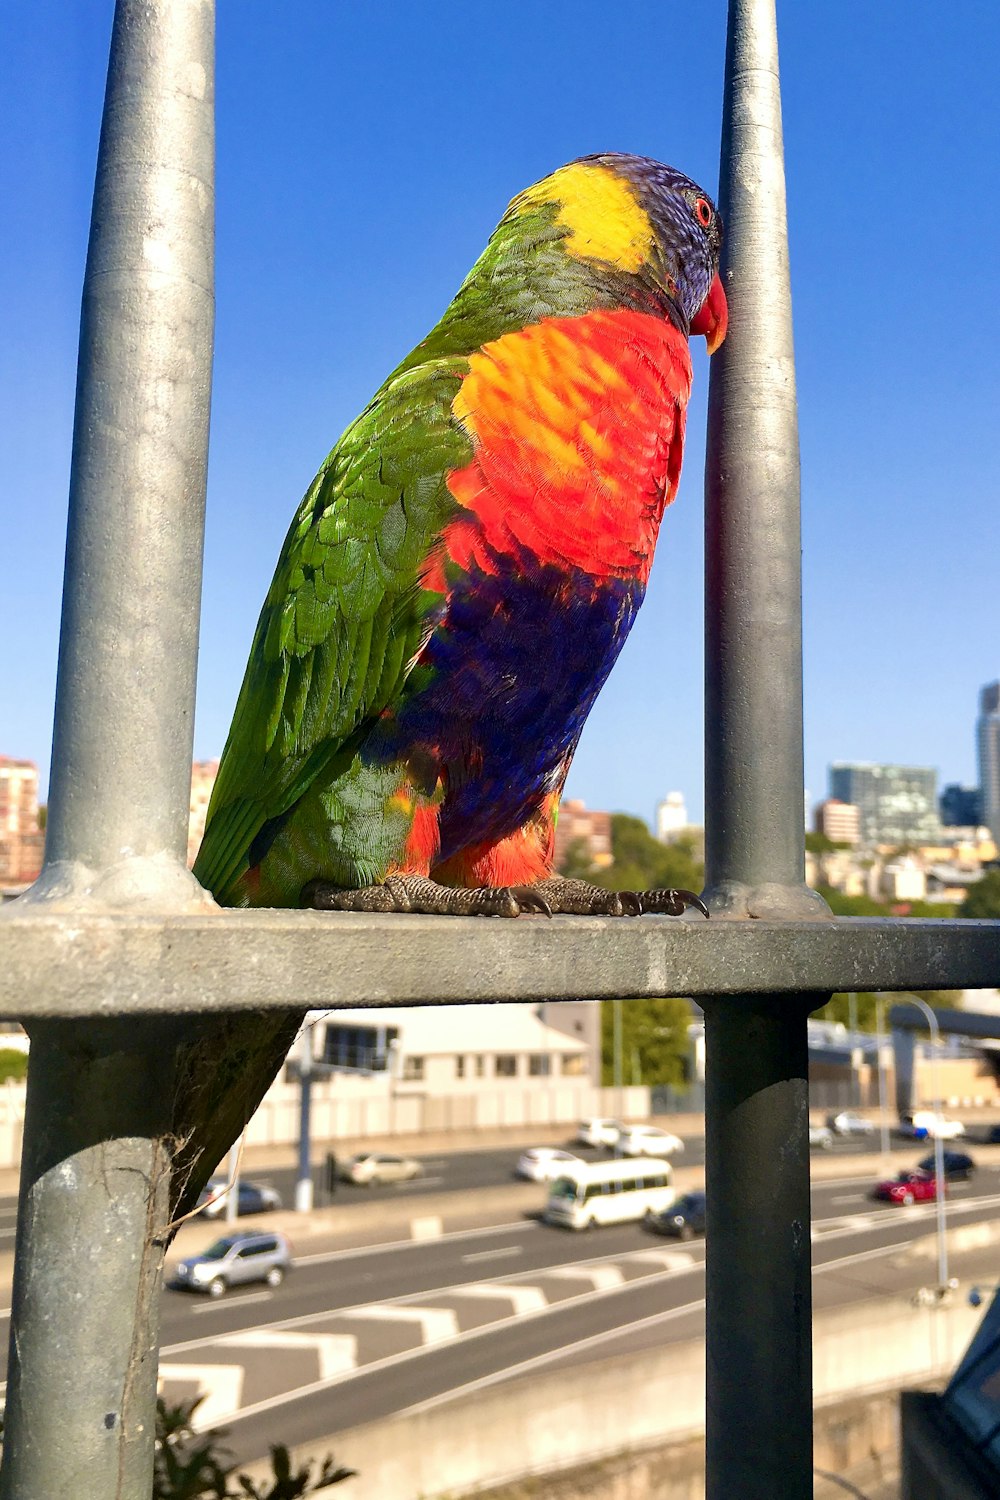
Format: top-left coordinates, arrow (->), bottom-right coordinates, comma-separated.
437,308 -> 693,585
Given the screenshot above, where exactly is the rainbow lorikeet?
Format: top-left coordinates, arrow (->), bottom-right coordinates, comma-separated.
194,152 -> 726,924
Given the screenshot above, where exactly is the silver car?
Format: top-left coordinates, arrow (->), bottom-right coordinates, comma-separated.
172,1230 -> 292,1297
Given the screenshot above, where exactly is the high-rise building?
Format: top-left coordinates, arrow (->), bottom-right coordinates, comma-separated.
655,791 -> 689,843
553,798 -> 613,871
828,763 -> 940,847
813,798 -> 861,847
940,783 -> 982,829
0,757 -> 45,886
979,683 -> 1000,842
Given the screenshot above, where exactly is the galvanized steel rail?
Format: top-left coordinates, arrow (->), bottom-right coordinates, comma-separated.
0,1 -> 997,1497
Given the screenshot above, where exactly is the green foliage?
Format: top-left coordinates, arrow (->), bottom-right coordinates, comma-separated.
153,1397 -> 354,1499
814,885 -> 888,917
805,831 -> 849,853
36,804 -> 47,831
591,814 -> 702,897
962,869 -> 1000,919
601,997 -> 692,1088
557,837 -> 598,882
814,989 -> 960,1033
0,1049 -> 28,1083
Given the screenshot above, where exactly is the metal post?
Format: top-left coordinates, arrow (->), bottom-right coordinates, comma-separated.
296,1024 -> 315,1213
702,2 -> 829,1495
875,995 -> 892,1172
0,4 -> 214,1497
899,997 -> 949,1293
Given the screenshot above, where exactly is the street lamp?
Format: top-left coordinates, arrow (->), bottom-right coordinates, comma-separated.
894,993 -> 951,1295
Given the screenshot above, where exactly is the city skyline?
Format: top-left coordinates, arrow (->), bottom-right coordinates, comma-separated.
5,5 -> 1000,828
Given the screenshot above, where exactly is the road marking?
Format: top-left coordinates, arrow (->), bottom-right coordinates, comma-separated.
343,1305 -> 459,1342
191,1291 -> 273,1316
543,1265 -> 625,1290
626,1249 -> 697,1271
831,1194 -> 866,1206
219,1329 -> 357,1379
290,1219 -> 537,1268
157,1363 -> 244,1430
462,1246 -> 523,1264
410,1216 -> 443,1240
451,1283 -> 548,1314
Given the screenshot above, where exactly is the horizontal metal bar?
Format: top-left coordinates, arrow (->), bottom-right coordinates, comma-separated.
1,910 -> 998,1017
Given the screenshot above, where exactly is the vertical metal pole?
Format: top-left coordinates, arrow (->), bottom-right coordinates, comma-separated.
0,4 -> 214,1498
876,996 -> 892,1172
702,2 -> 829,1496
296,1025 -> 315,1213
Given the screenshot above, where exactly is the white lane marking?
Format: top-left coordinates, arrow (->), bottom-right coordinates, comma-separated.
219,1329 -> 357,1380
289,1219 -> 537,1269
543,1265 -> 625,1291
626,1249 -> 697,1271
410,1216 -> 443,1240
395,1176 -> 444,1191
157,1363 -> 244,1430
342,1305 -> 459,1342
462,1246 -> 523,1264
831,1193 -> 867,1205
191,1291 -> 273,1316
451,1283 -> 547,1314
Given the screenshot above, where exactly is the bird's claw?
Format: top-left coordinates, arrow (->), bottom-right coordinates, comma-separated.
639,888 -> 711,919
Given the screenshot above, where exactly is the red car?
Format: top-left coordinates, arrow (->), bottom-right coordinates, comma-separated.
872,1170 -> 944,1206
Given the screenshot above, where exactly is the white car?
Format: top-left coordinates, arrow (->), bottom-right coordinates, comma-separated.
901,1111 -> 966,1141
575,1118 -> 623,1149
516,1147 -> 584,1182
828,1111 -> 875,1137
808,1125 -> 834,1151
617,1125 -> 685,1158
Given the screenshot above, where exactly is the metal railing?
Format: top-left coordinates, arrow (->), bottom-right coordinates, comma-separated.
0,1 -> 998,1497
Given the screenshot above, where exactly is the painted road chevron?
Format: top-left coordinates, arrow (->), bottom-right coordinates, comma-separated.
157,1246 -> 700,1427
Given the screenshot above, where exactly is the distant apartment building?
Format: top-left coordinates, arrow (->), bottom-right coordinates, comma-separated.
813,798 -> 861,846
554,798 -> 612,870
655,791 -> 688,843
940,782 -> 982,829
829,762 -> 940,847
187,759 -> 219,867
979,682 -> 1000,843
0,758 -> 45,886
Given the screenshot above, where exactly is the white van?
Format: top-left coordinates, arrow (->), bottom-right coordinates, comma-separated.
544,1158 -> 675,1230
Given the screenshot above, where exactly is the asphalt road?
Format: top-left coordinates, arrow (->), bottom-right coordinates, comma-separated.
147,1161 -> 1000,1464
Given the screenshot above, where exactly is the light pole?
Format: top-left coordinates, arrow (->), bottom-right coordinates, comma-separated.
897,994 -> 950,1295
874,995 -> 892,1173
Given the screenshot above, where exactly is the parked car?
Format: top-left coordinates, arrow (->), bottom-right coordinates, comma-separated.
575,1118 -> 623,1149
646,1191 -> 707,1240
338,1152 -> 423,1186
827,1111 -> 875,1137
172,1230 -> 292,1297
516,1147 -> 585,1182
917,1150 -> 976,1181
617,1125 -> 685,1158
981,1124 -> 1000,1144
197,1178 -> 282,1218
808,1125 -> 834,1150
872,1171 -> 943,1206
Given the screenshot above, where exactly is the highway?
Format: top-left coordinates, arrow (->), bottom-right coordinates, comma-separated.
2,1136 -> 999,1467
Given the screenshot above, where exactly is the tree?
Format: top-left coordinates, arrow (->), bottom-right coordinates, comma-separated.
962,869 -> 1000,919
805,831 -> 849,853
557,837 -> 598,882
153,1397 -> 354,1499
601,997 -> 693,1087
592,814 -> 703,897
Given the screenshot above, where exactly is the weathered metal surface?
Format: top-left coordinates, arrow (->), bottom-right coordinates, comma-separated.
1,909 -> 998,1016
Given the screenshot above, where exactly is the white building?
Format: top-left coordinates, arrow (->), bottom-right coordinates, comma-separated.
655,792 -> 688,843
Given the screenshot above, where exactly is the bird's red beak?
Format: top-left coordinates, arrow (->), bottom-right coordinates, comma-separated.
689,271 -> 728,354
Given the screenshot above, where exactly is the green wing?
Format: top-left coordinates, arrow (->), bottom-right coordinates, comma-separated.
194,358 -> 471,905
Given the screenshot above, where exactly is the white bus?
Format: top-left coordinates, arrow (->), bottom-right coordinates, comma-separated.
544,1158 -> 675,1230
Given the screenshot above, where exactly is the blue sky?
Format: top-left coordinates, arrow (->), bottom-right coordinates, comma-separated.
3,3 -> 999,828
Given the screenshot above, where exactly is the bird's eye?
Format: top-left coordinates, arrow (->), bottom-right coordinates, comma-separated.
694,197 -> 713,228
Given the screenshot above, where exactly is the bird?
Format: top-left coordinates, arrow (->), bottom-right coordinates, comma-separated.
171,155 -> 726,1218
194,152 -> 726,925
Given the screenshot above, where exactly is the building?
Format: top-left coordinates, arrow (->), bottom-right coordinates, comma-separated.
813,798 -> 861,846
978,682 -> 1000,843
187,759 -> 219,867
553,798 -> 612,871
940,782 -> 982,829
828,762 -> 940,847
0,758 -> 45,887
655,791 -> 688,843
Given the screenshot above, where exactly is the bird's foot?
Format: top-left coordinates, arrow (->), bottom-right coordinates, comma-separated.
301,874 -> 552,918
528,879 -> 710,919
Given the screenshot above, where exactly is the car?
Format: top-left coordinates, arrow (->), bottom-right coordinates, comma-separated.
808,1125 -> 834,1150
646,1191 -> 707,1240
981,1124 -> 1000,1144
338,1152 -> 423,1186
196,1178 -> 282,1218
917,1149 -> 976,1181
575,1118 -> 623,1148
515,1147 -> 585,1182
617,1125 -> 685,1158
895,1111 -> 966,1141
872,1170 -> 943,1205
171,1231 -> 292,1297
827,1111 -> 875,1137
